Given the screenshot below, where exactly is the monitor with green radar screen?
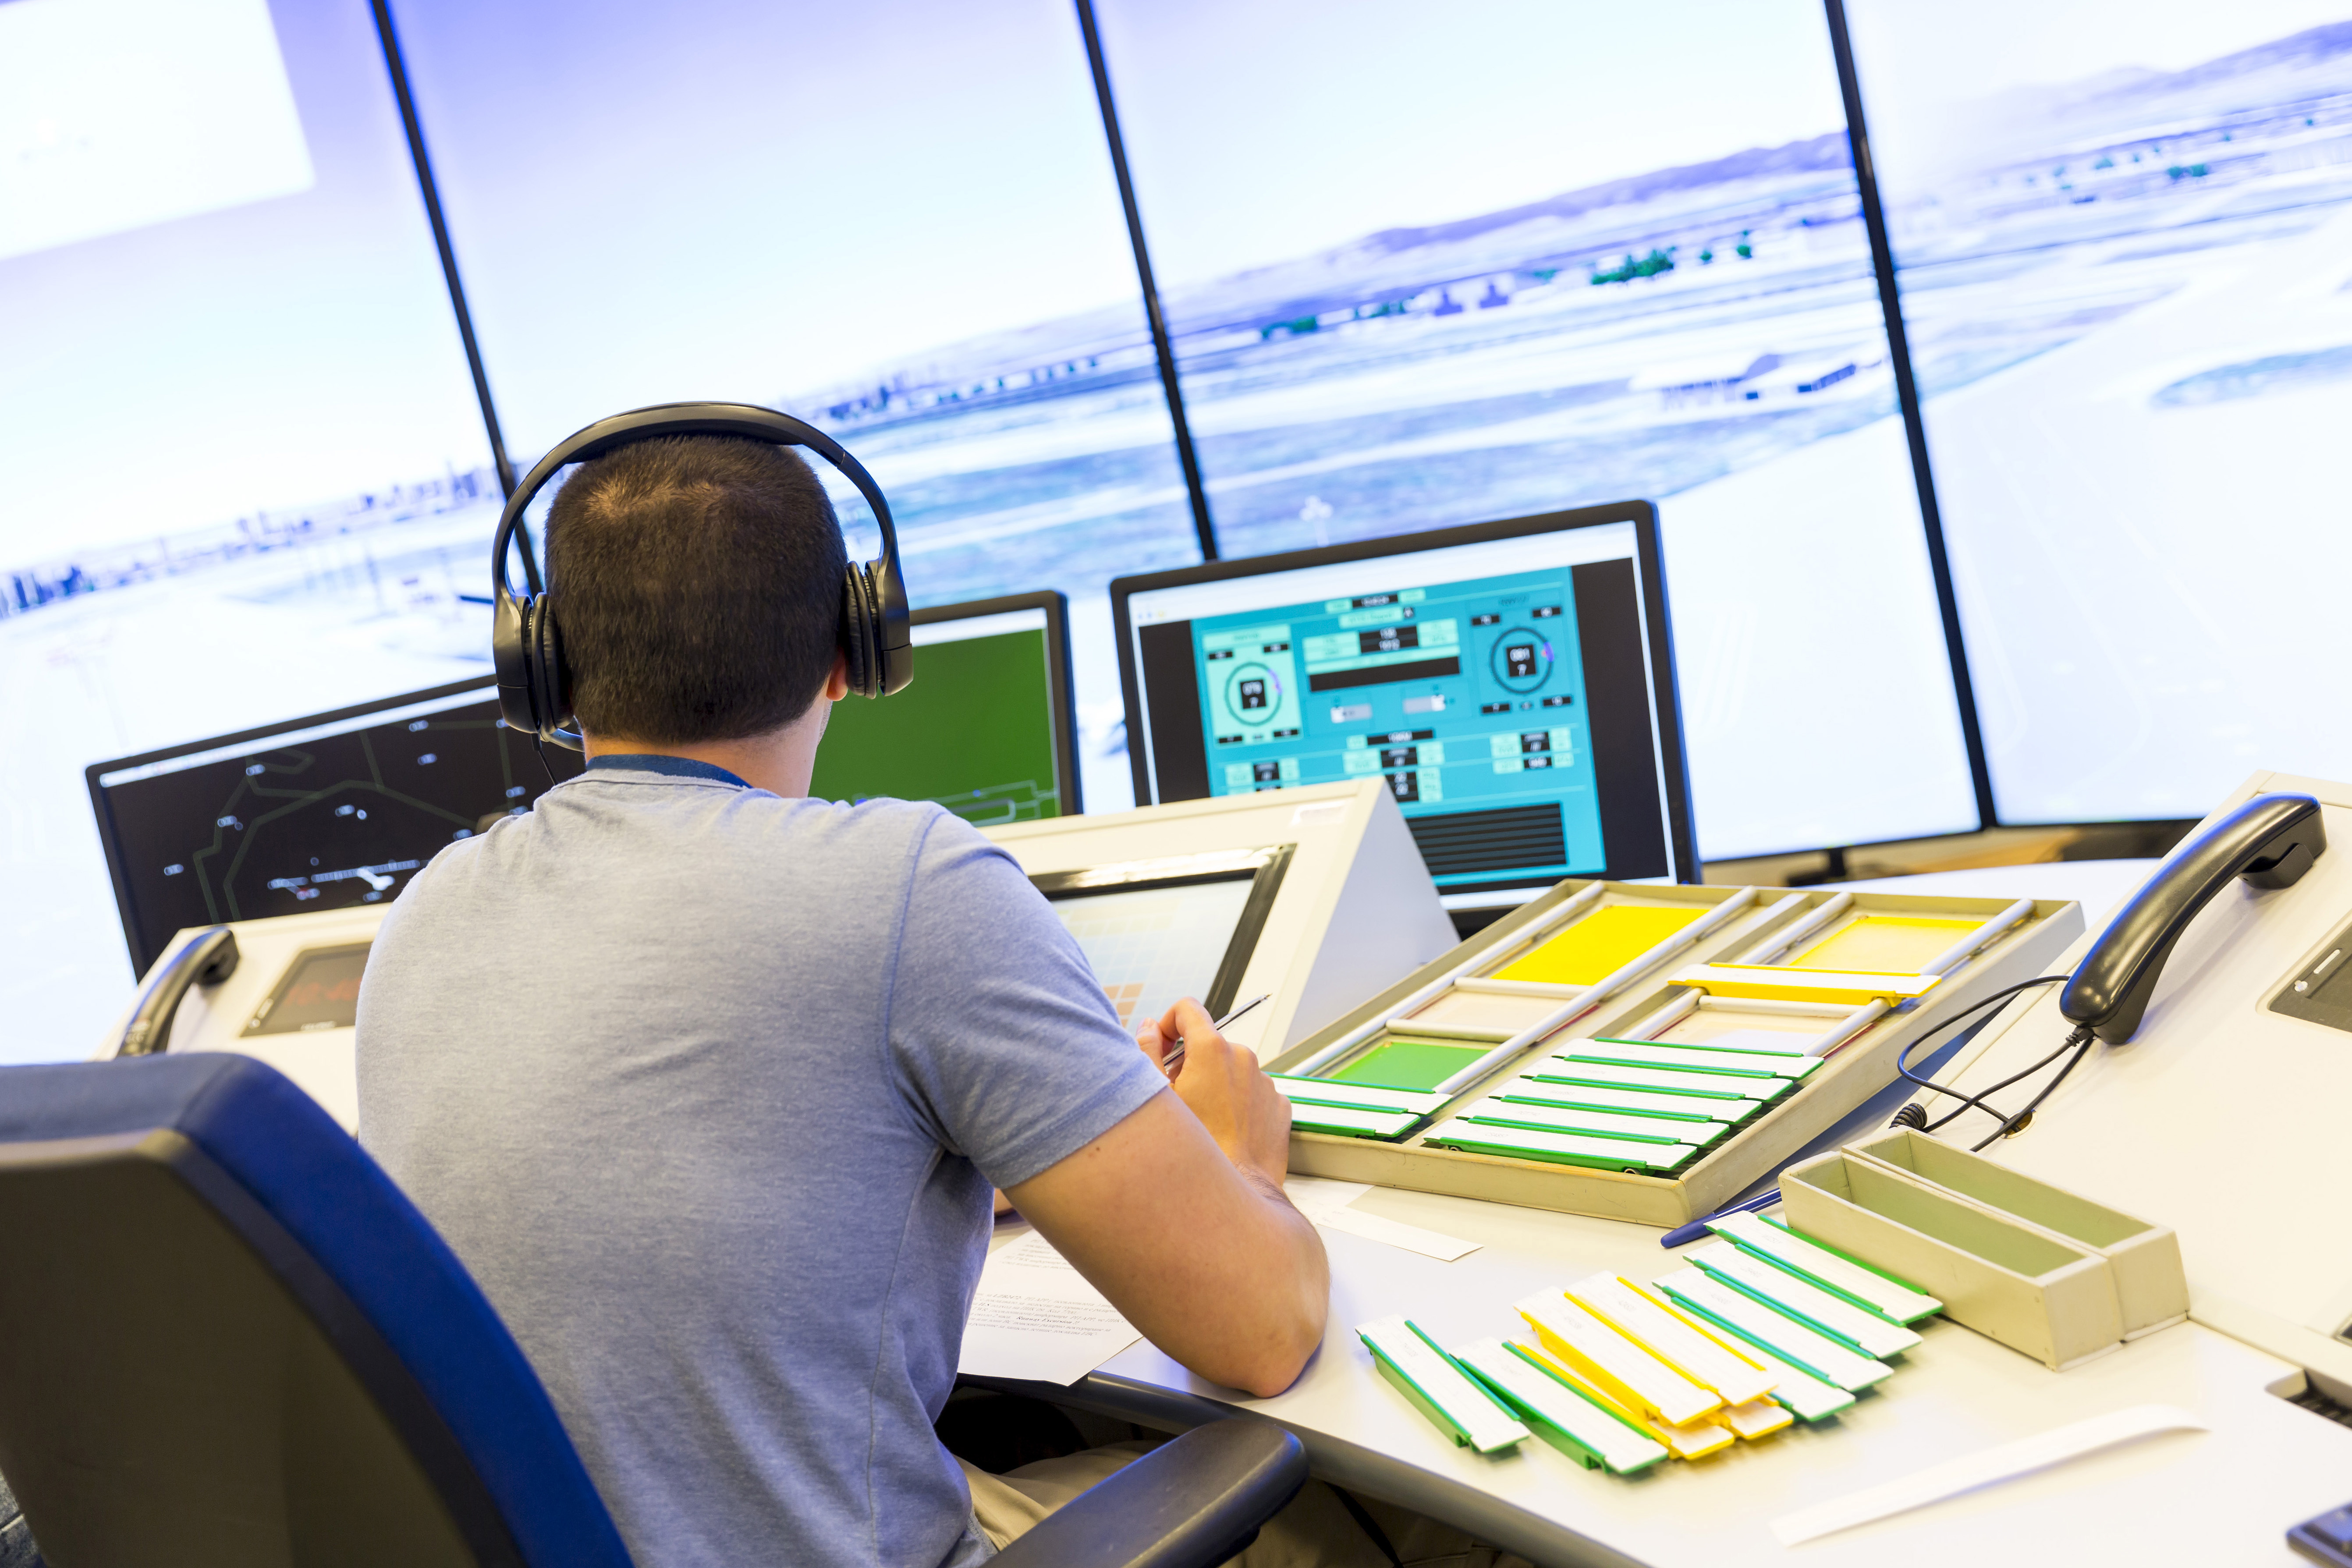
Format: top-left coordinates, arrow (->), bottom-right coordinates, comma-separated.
808,591 -> 1080,827
1112,504 -> 1695,902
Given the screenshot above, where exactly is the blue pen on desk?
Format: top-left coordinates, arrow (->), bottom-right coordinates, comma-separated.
1160,993 -> 1269,1078
1660,1187 -> 1780,1249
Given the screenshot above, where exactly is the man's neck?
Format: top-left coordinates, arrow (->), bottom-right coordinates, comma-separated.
578,658 -> 848,798
583,713 -> 831,798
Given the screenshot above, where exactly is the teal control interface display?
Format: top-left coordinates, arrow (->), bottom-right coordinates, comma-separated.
1119,511 -> 1689,890
1191,569 -> 1604,880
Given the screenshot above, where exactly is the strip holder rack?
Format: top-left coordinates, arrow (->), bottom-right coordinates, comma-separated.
1269,877 -> 2083,1226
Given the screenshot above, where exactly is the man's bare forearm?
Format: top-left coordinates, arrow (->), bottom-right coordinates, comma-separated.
1220,1164 -> 1329,1393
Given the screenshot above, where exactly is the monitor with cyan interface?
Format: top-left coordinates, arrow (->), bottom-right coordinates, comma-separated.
1112,502 -> 1695,897
806,590 -> 1079,827
87,680 -> 591,975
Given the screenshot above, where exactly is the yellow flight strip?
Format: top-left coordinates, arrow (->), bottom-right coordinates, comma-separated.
1514,1289 -> 1722,1428
1515,1342 -> 1736,1460
1717,1398 -> 1794,1440
1791,915 -> 1981,974
1665,964 -> 1941,1006
1492,903 -> 1706,986
1564,1273 -> 1779,1409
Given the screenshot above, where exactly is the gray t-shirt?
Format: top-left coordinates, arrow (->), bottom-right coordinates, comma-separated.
356,756 -> 1166,1568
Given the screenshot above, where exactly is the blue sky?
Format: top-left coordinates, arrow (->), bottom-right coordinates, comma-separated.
391,0 -> 1864,453
1847,0 -> 2352,177
0,0 -> 487,560
390,0 -> 1153,458
4,0 -> 1879,561
1092,0 -> 1853,288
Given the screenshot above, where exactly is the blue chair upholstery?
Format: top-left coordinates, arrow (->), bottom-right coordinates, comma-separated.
0,1054 -> 632,1568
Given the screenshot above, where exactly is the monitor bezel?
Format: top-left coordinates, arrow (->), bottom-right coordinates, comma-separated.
85,676 -> 505,976
909,589 -> 1082,818
1028,843 -> 1295,1020
1108,500 -> 1698,887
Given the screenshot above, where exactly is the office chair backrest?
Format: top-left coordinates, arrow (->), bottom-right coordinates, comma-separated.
0,1054 -> 632,1568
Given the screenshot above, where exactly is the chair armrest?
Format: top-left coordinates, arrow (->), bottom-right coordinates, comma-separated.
989,1419 -> 1306,1568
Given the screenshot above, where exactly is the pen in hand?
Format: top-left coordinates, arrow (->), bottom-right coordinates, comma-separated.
1160,993 -> 1270,1080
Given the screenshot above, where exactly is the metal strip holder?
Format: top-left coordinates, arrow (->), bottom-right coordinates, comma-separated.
1286,882 -> 1607,1077
1426,887 -> 1767,1097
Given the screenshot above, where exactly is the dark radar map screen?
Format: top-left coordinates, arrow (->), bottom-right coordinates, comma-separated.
90,683 -> 584,970
808,610 -> 1065,827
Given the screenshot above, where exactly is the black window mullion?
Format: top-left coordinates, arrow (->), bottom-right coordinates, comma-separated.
1072,0 -> 1219,564
1824,0 -> 1997,830
368,0 -> 536,586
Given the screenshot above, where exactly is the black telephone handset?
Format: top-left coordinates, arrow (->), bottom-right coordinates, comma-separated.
116,926 -> 239,1057
2062,792 -> 2327,1043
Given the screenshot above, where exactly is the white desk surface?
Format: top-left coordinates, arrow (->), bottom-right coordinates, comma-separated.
1004,862 -> 2352,1566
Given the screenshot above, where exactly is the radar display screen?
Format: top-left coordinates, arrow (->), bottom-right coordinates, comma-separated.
1117,506 -> 1691,892
89,682 -> 584,972
808,596 -> 1075,827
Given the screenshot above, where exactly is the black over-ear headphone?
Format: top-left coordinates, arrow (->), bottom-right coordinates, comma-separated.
491,401 -> 912,749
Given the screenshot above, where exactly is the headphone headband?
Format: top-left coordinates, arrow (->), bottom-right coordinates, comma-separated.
490,401 -> 912,747
491,401 -> 902,599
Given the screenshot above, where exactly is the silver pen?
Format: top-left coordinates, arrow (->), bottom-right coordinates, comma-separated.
1160,993 -> 1270,1078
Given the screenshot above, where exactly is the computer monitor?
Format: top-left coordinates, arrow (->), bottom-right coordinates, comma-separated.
1113,503 -> 1696,896
86,681 -> 589,976
1032,845 -> 1291,1033
807,591 -> 1080,826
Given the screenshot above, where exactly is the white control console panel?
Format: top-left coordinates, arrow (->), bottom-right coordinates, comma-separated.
97,902 -> 384,1130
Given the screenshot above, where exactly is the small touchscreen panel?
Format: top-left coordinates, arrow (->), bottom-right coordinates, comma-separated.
242,943 -> 372,1036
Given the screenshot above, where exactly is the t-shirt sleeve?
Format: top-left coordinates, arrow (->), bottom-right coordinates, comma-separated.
884,810 -> 1170,1190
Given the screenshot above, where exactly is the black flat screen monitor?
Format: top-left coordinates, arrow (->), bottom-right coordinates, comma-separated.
86,680 -> 589,975
1113,502 -> 1696,895
808,591 -> 1080,827
88,592 -> 1081,972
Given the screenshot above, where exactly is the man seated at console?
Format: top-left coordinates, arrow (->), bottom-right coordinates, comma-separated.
353,432 -> 1330,1567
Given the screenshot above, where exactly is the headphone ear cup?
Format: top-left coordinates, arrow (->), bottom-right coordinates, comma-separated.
842,567 -> 878,699
533,599 -> 572,734
493,591 -> 537,735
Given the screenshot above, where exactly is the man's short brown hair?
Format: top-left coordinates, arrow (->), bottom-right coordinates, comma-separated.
546,434 -> 848,745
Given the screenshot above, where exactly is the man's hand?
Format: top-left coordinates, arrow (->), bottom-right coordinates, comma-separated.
1138,998 -> 1291,1190
1005,999 -> 1328,1397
